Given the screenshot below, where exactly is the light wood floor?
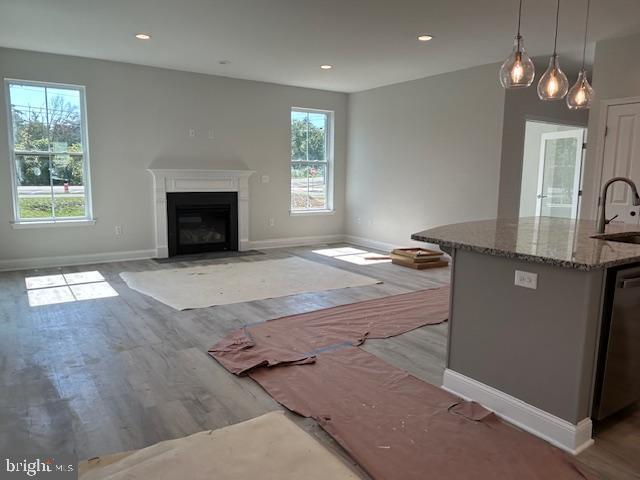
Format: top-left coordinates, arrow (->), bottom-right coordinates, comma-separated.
0,244 -> 637,479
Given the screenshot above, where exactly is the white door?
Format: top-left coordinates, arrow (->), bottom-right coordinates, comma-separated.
535,129 -> 585,219
601,102 -> 640,224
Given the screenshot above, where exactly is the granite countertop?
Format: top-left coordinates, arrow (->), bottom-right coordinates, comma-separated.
412,217 -> 640,271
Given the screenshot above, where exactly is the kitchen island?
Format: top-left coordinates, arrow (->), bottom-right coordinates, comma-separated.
412,217 -> 640,454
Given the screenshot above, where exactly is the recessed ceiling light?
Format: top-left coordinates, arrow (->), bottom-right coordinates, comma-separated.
417,34 -> 433,42
320,64 -> 333,70
218,60 -> 231,65
135,33 -> 151,40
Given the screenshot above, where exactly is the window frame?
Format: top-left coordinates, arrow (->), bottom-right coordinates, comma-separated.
289,106 -> 335,215
4,78 -> 94,226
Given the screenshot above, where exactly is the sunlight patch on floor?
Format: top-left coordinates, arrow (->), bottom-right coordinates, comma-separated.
70,281 -> 119,301
64,270 -> 106,285
25,274 -> 67,290
312,247 -> 391,265
27,286 -> 75,307
25,271 -> 119,307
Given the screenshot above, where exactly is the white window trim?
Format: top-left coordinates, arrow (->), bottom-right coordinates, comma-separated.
11,219 -> 96,229
289,107 -> 335,215
4,78 -> 94,226
289,209 -> 335,217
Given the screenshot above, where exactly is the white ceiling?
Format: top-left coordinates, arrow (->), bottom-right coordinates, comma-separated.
1,0 -> 639,93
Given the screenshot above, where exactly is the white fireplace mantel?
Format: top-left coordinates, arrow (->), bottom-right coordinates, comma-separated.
148,167 -> 254,257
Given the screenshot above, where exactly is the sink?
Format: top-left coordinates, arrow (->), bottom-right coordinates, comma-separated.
592,232 -> 640,244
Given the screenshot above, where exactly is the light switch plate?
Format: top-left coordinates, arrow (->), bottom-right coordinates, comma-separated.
514,270 -> 538,289
261,175 -> 270,184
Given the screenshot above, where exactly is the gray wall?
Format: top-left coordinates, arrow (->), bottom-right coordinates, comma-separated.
497,62 -> 589,220
581,33 -> 640,220
0,48 -> 347,263
345,63 -> 505,247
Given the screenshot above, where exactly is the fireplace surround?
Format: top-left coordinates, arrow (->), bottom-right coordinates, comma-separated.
148,165 -> 254,258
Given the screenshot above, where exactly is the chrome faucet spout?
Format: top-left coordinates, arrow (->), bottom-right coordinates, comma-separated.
596,177 -> 640,234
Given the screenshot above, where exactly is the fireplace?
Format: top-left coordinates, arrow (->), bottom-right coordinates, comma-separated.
167,192 -> 238,256
147,165 -> 253,258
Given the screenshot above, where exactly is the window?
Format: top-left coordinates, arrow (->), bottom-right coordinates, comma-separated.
5,79 -> 92,223
290,108 -> 333,213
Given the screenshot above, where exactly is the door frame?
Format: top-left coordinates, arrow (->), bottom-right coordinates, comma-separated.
588,96 -> 640,220
535,129 -> 586,218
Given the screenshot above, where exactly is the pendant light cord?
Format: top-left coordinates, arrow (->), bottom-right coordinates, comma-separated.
553,0 -> 561,55
516,0 -> 523,37
581,0 -> 591,68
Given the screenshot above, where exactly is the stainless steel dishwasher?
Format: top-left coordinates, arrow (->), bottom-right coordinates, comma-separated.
593,265 -> 640,420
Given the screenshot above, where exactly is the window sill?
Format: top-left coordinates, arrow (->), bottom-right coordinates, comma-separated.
11,219 -> 96,229
290,209 -> 336,217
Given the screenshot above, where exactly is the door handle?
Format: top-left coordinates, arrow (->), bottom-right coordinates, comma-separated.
537,194 -> 547,199
620,277 -> 640,289
605,214 -> 619,225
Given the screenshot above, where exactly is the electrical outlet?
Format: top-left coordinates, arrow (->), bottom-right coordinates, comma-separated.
188,129 -> 196,138
269,218 -> 275,227
514,270 -> 537,289
115,225 -> 123,236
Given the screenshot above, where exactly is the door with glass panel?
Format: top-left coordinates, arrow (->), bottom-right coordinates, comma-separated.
535,129 -> 585,219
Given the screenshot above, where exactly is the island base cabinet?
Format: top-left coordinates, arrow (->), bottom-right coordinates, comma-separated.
444,249 -> 606,453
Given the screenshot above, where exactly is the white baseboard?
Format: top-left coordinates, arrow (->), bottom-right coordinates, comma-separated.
252,233 -> 417,252
344,234 -> 444,255
249,234 -> 345,250
0,233 -> 431,271
0,249 -> 156,272
442,369 -> 594,455
343,235 -> 398,253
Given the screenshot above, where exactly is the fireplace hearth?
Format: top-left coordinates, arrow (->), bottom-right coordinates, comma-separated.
167,192 -> 238,256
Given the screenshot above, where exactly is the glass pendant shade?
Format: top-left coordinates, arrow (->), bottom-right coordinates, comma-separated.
566,69 -> 594,110
537,54 -> 569,100
499,35 -> 535,88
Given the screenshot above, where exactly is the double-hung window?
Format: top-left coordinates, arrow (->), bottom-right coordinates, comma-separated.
5,79 -> 93,224
290,108 -> 333,213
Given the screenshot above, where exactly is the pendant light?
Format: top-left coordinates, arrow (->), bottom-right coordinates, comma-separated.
499,0 -> 535,88
566,0 -> 594,109
538,0 -> 569,100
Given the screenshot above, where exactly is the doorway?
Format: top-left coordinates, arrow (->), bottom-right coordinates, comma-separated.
519,121 -> 586,219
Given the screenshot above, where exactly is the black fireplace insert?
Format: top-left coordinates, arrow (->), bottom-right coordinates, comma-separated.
167,192 -> 238,256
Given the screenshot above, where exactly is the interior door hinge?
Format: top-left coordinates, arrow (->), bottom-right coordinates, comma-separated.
578,190 -> 583,197
604,126 -> 609,137
582,142 -> 587,150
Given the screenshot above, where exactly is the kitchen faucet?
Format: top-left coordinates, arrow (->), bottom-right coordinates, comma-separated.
596,177 -> 640,233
